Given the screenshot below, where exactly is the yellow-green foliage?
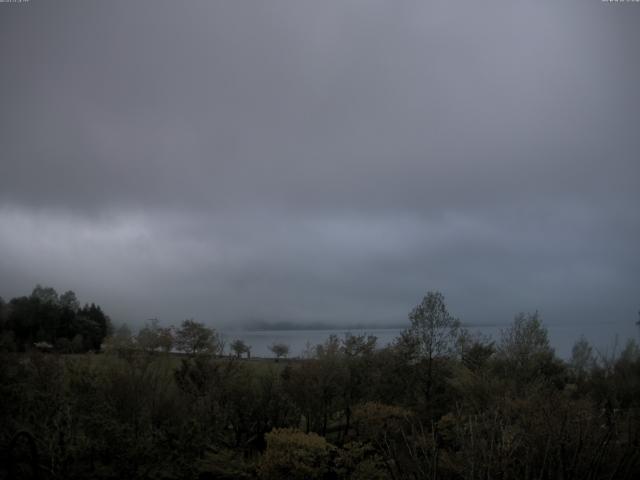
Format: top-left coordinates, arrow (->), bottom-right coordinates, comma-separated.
258,428 -> 333,480
352,402 -> 410,442
335,442 -> 389,480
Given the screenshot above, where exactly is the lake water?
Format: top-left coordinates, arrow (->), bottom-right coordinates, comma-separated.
222,323 -> 638,360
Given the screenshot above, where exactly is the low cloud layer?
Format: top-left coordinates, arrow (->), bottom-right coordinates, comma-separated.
1,1 -> 638,344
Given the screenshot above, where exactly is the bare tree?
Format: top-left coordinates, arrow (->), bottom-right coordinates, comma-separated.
136,318 -> 174,353
499,311 -> 552,362
570,336 -> 594,377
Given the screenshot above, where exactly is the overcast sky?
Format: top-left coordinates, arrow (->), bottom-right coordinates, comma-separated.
1,1 -> 638,341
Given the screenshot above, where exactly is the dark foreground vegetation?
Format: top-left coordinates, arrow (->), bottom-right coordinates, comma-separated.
1,288 -> 639,479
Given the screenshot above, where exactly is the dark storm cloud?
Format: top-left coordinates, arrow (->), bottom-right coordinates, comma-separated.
1,1 -> 639,348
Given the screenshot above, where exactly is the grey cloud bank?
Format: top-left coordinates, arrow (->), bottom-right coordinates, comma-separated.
0,1 -> 638,348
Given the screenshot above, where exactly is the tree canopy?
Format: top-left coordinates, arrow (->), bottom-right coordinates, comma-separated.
406,290 -> 462,361
0,285 -> 112,352
174,319 -> 222,356
269,342 -> 290,361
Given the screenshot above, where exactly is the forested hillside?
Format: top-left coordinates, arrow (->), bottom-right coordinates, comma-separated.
1,289 -> 639,479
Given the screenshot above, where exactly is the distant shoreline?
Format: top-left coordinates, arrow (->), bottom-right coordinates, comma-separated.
232,321 -> 508,332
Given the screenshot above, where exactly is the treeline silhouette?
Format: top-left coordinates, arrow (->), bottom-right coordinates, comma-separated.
1,288 -> 639,479
0,285 -> 111,353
